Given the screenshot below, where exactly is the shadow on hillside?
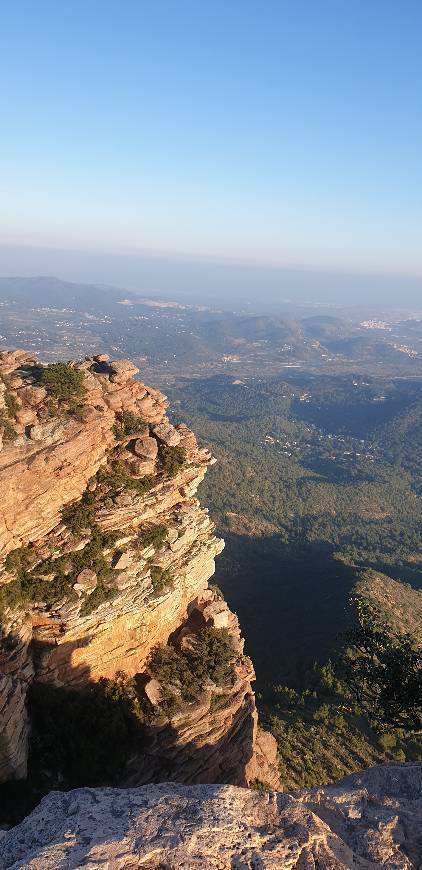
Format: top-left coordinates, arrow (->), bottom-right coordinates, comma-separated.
213,533 -> 358,691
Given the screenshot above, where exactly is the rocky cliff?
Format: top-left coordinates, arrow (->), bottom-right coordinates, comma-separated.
1,763 -> 421,868
0,349 -> 279,797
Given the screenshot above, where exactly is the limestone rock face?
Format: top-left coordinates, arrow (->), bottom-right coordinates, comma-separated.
0,350 -> 279,791
1,764 -> 421,869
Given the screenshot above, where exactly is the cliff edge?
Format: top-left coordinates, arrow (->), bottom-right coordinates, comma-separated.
0,349 -> 279,799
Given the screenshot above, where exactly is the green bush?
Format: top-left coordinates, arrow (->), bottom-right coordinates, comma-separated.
149,645 -> 199,706
113,411 -> 146,440
80,583 -> 115,616
0,569 -> 76,614
0,523 -> 120,618
146,627 -> 236,718
150,565 -> 174,596
5,546 -> 35,577
4,389 -> 18,418
0,415 -> 17,442
249,779 -> 271,791
137,524 -> 168,551
68,536 -> 114,585
160,445 -> 186,477
209,584 -> 224,600
0,378 -> 19,441
186,627 -> 234,686
97,461 -> 153,497
62,498 -> 96,535
40,363 -> 86,404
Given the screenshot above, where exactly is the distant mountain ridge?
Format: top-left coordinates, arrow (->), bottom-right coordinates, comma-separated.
0,276 -> 126,310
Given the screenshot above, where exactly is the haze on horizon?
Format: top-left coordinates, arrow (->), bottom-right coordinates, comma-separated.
1,0 -> 422,305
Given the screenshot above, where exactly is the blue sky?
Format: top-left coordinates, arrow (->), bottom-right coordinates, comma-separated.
1,0 -> 422,276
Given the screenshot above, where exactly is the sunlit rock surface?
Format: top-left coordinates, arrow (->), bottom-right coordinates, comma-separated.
1,764 -> 421,869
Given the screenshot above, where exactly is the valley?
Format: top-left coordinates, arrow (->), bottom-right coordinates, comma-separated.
0,277 -> 421,791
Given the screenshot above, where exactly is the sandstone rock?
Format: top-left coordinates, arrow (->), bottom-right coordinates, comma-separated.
128,457 -> 155,477
113,491 -> 134,507
102,391 -> 124,411
2,765 -> 421,869
202,601 -> 230,629
28,420 -> 63,442
166,527 -> 179,545
0,350 -> 37,375
113,551 -> 132,570
144,677 -> 163,706
93,353 -> 109,362
152,422 -> 181,446
15,409 -> 37,426
133,435 -> 158,459
75,405 -> 100,423
245,726 -> 281,791
0,674 -> 29,781
8,376 -> 23,389
16,386 -> 47,406
109,359 -> 139,382
73,569 -> 97,595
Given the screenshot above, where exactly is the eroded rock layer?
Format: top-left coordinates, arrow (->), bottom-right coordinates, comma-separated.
1,763 -> 421,869
0,349 -> 279,790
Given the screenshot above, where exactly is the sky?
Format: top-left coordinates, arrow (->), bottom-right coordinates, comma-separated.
1,0 -> 422,287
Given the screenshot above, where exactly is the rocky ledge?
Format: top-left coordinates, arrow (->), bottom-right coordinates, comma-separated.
1,763 -> 421,868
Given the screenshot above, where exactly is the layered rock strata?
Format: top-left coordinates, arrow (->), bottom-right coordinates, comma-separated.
0,349 -> 279,789
1,763 -> 421,868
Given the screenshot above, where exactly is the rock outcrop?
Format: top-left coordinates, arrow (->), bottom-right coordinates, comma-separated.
0,350 -> 279,791
1,763 -> 421,868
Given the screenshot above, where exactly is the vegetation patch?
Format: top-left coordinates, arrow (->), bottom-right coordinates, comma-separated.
4,546 -> 36,577
40,362 -> 86,406
0,524 -> 120,619
188,627 -> 234,685
150,565 -> 174,596
0,569 -> 77,614
159,445 -> 186,477
80,582 -> 115,616
62,496 -> 96,536
137,524 -> 168,551
113,410 -> 147,440
96,460 -> 153,497
147,627 -> 236,717
338,596 -> 422,733
0,377 -> 18,441
4,389 -> 18,419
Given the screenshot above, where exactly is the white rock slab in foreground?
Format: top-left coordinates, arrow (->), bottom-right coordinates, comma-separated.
1,763 -> 421,869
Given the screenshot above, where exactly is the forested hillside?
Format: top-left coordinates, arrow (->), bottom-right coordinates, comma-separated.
169,372 -> 422,786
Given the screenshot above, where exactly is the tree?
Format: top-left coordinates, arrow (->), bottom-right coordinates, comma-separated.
41,362 -> 86,404
339,597 -> 421,733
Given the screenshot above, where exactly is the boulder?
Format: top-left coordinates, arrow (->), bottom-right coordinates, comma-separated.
16,386 -> 47,406
144,678 -> 163,707
109,359 -> 139,383
15,409 -> 37,426
133,436 -> 158,459
202,602 -> 230,629
113,551 -> 132,570
73,569 -> 97,596
129,457 -> 155,476
152,422 -> 181,447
